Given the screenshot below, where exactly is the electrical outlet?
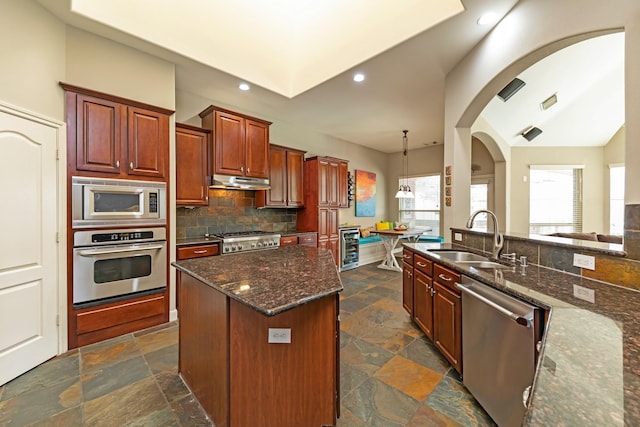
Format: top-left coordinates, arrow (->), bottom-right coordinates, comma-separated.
268,328 -> 291,344
573,253 -> 595,270
454,233 -> 463,241
573,285 -> 595,303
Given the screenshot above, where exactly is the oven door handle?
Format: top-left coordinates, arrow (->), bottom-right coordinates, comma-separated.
77,243 -> 165,256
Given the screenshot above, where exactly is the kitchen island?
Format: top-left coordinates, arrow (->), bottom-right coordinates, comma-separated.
172,245 -> 342,427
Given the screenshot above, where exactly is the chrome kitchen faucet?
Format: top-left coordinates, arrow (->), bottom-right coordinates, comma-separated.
466,209 -> 504,260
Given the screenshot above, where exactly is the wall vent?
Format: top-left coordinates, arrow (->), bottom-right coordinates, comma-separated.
497,78 -> 526,101
522,126 -> 543,141
540,93 -> 558,110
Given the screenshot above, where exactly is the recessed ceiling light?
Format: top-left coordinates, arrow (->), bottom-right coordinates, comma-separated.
477,12 -> 498,26
239,83 -> 250,91
353,73 -> 365,83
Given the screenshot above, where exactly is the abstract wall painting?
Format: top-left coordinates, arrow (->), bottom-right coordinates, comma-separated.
355,170 -> 376,217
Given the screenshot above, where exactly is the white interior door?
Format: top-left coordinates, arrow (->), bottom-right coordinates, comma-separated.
0,104 -> 60,386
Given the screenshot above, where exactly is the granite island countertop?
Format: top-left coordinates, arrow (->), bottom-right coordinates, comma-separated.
404,242 -> 640,426
172,245 -> 343,316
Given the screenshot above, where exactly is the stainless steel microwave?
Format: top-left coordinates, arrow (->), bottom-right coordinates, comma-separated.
72,176 -> 166,228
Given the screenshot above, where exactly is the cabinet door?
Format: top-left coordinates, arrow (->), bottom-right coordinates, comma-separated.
215,111 -> 245,176
328,161 -> 339,206
318,159 -> 330,206
287,149 -> 305,207
75,94 -> 125,174
328,209 -> 339,240
318,208 -> 330,240
402,265 -> 414,316
338,161 -> 348,207
413,270 -> 434,340
127,107 -> 168,178
176,125 -> 209,206
245,119 -> 269,178
433,282 -> 462,374
266,145 -> 287,206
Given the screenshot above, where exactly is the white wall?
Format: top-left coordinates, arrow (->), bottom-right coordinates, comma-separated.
443,0 -> 640,239
0,0 -> 66,120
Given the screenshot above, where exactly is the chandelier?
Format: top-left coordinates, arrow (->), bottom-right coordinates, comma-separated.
395,130 -> 414,199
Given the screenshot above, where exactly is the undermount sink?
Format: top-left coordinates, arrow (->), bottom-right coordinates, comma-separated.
456,261 -> 512,269
430,251 -> 512,269
430,251 -> 489,262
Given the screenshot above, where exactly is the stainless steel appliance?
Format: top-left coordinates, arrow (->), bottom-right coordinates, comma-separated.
73,227 -> 167,305
213,231 -> 281,254
339,227 -> 360,271
457,276 -> 542,427
72,176 -> 166,228
211,174 -> 270,190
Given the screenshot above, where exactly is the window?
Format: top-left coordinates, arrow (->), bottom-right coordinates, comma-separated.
529,166 -> 583,234
610,165 -> 625,235
398,174 -> 440,235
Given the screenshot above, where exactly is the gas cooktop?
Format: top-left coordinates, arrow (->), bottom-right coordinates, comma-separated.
211,231 -> 281,254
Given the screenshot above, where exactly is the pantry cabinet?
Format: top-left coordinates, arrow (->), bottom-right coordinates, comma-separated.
62,83 -> 171,180
176,123 -> 210,206
199,106 -> 271,179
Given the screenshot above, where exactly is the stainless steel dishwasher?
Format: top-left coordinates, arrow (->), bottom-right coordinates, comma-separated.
457,276 -> 542,427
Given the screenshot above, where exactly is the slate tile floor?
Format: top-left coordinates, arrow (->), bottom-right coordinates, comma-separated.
0,263 -> 494,426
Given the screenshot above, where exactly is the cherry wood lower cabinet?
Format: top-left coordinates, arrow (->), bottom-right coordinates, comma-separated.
71,292 -> 167,348
178,272 -> 338,427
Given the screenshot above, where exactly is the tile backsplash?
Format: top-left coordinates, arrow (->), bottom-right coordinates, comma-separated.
176,189 -> 297,239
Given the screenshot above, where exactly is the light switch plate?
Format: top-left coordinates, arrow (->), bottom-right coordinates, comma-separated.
573,284 -> 595,303
268,328 -> 291,344
454,233 -> 463,241
573,253 -> 595,270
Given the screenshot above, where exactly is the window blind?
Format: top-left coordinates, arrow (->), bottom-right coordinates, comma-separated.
529,167 -> 583,234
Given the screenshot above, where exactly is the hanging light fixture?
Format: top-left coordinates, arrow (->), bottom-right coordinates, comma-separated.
395,130 -> 414,199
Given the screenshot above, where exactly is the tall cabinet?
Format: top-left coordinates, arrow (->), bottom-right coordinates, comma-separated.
297,156 -> 348,266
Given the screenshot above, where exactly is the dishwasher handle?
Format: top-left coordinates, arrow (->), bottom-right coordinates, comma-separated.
456,282 -> 531,327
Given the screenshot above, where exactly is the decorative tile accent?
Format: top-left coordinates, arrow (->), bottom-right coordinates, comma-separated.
584,254 -> 640,291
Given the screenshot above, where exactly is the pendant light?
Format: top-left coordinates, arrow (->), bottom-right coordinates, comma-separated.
395,130 -> 414,199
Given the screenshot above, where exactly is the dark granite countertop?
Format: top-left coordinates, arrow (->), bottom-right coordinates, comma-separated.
404,242 -> 640,426
175,236 -> 222,247
172,245 -> 343,316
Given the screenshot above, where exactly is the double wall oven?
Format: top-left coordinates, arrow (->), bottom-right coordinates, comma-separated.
71,177 -> 167,307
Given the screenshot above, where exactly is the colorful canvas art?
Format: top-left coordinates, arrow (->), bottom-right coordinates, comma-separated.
355,170 -> 376,217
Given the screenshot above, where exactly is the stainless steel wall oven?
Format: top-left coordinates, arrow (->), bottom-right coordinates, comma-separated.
73,227 -> 167,305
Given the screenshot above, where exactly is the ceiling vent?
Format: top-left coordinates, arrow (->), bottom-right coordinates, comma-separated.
522,126 -> 543,141
540,93 -> 558,110
497,78 -> 526,101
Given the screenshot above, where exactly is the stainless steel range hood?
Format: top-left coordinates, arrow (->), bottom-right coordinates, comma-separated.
210,174 -> 270,190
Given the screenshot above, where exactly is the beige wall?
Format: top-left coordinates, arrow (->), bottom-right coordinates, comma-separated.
444,0 -> 640,239
0,0 -> 66,120
510,146 -> 606,234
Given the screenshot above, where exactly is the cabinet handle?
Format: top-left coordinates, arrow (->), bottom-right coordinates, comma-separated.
193,249 -> 208,254
417,261 -> 427,267
129,162 -> 134,169
438,274 -> 453,282
240,166 -> 244,172
116,160 -> 120,168
247,167 -> 250,173
431,287 -> 435,296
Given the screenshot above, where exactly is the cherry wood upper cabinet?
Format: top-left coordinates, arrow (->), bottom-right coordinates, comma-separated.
176,123 -> 210,206
338,161 -> 349,207
199,106 -> 271,179
256,144 -> 306,208
62,83 -> 172,181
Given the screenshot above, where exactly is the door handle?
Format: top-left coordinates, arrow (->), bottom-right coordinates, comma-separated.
78,244 -> 164,256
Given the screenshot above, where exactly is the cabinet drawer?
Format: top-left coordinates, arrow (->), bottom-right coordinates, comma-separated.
177,244 -> 220,260
280,236 -> 298,246
433,263 -> 461,293
298,234 -> 318,247
414,254 -> 432,276
402,249 -> 414,266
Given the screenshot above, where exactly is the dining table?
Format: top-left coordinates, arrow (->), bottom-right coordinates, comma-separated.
371,228 -> 425,271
